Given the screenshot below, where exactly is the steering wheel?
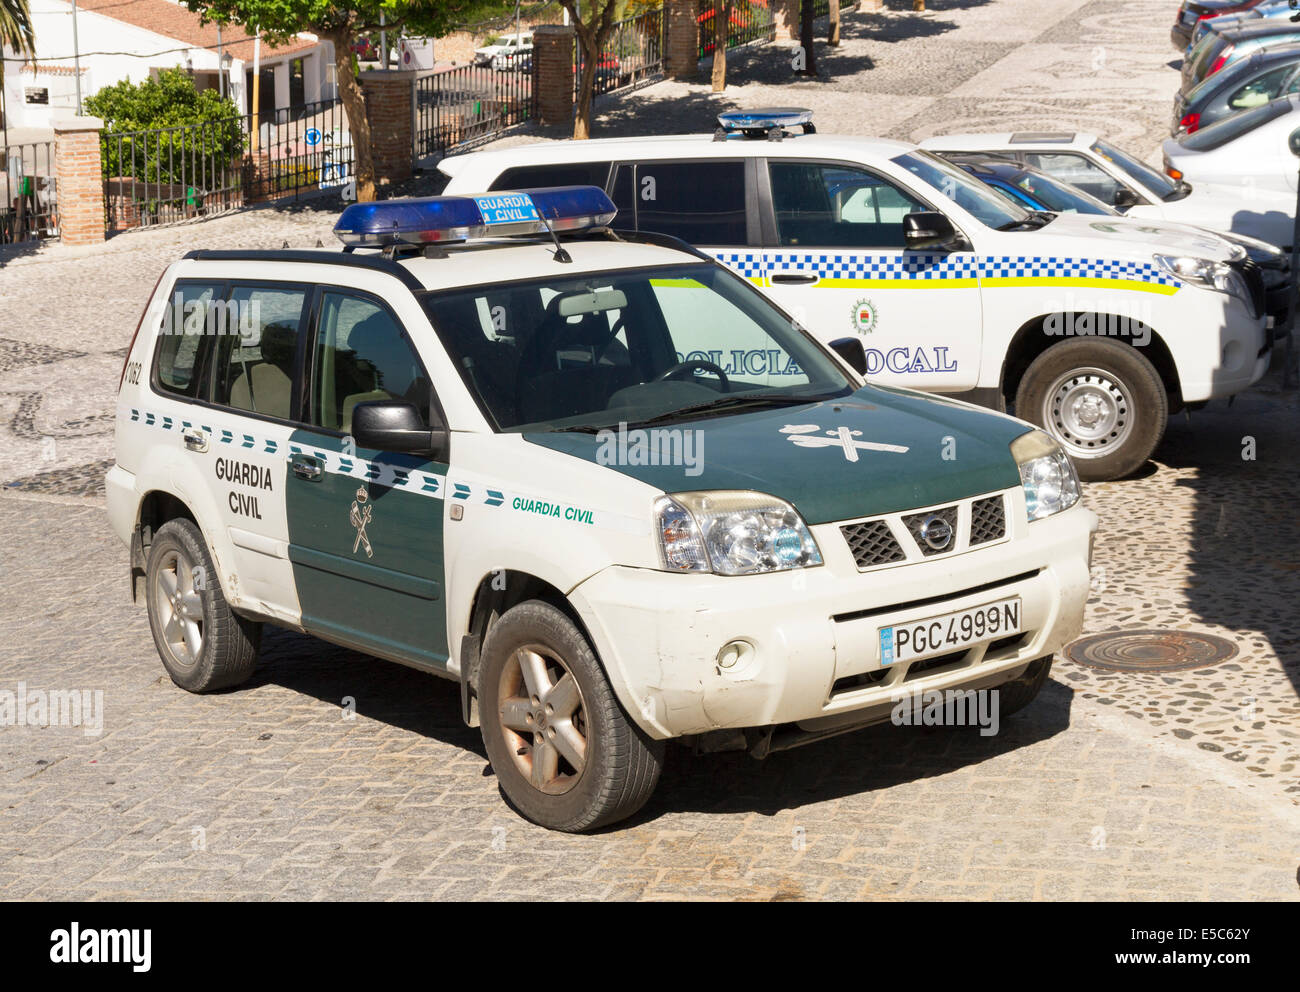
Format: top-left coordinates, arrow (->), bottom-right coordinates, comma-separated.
654,360 -> 731,392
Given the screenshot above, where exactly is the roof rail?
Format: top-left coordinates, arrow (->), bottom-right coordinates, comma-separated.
181,249 -> 425,291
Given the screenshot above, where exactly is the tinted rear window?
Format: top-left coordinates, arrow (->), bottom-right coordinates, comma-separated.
1181,96 -> 1292,149
489,162 -> 612,190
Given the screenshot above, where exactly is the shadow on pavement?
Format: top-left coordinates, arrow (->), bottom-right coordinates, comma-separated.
1155,367 -> 1300,699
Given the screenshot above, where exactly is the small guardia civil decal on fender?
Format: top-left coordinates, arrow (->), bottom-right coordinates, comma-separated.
851,298 -> 878,335
349,486 -> 374,558
780,424 -> 910,462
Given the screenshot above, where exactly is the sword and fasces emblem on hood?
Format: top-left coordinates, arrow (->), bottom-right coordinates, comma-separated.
780,424 -> 910,462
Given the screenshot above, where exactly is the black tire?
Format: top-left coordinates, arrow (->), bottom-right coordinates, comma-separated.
1015,337 -> 1168,481
478,600 -> 664,832
998,656 -> 1053,717
145,518 -> 260,693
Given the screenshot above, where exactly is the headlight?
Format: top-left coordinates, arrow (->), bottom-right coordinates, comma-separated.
1010,431 -> 1081,522
1153,253 -> 1248,304
654,491 -> 822,575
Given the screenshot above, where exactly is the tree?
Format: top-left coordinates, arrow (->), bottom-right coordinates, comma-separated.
182,1 -> 512,201
555,0 -> 622,140
710,1 -> 731,92
795,0 -> 816,76
1,0 -> 37,142
828,0 -> 839,47
86,68 -> 244,184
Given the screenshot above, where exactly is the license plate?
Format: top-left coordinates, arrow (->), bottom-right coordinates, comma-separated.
880,597 -> 1021,667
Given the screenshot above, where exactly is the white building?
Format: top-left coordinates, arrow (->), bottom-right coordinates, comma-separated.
2,0 -> 336,133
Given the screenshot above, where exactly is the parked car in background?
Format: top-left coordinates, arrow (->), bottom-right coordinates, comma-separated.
1163,93 -> 1300,213
1173,0 -> 1273,51
1174,43 -> 1300,133
951,156 -> 1291,324
1188,0 -> 1297,49
444,112 -> 1272,480
473,32 -> 534,70
1180,18 -> 1300,93
351,36 -> 378,62
922,130 -> 1299,246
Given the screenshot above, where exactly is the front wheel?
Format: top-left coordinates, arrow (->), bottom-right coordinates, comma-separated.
1015,338 -> 1168,481
478,600 -> 664,832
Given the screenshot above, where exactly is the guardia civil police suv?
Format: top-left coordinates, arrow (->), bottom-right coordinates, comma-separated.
109,186 -> 1096,832
441,110 -> 1272,481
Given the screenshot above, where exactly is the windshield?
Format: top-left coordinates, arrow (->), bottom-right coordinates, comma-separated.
891,150 -> 1031,229
422,262 -> 854,433
1089,139 -> 1180,198
1180,95 -> 1292,149
1011,168 -> 1117,215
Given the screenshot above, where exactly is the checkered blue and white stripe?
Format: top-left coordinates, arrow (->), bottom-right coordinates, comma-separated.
710,251 -> 1179,287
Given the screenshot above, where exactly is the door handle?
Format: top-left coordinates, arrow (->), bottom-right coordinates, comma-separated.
771,273 -> 819,285
289,453 -> 323,482
182,427 -> 208,453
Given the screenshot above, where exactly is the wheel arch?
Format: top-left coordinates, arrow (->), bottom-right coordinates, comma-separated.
999,312 -> 1184,414
457,568 -> 595,728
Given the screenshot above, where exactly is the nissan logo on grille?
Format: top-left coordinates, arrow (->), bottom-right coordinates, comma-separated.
919,514 -> 954,551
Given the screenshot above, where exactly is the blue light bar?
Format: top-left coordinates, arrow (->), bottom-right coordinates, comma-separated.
717,108 -> 814,133
333,185 -> 617,247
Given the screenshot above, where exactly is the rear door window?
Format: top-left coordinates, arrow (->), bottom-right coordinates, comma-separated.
209,285 -> 309,422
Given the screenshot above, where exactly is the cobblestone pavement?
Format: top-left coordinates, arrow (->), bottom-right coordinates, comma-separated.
1,0 -> 1297,900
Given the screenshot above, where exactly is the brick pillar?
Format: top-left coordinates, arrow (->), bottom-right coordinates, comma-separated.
665,0 -> 699,81
534,25 -> 575,128
53,116 -> 105,246
359,69 -> 416,187
772,0 -> 800,41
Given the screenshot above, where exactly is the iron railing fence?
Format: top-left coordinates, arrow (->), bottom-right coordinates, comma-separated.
414,62 -> 535,164
579,8 -> 665,99
102,98 -> 352,233
698,0 -> 777,58
0,141 -> 58,244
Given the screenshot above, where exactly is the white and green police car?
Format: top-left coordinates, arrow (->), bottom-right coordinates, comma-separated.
108,186 -> 1096,832
440,110 -> 1272,481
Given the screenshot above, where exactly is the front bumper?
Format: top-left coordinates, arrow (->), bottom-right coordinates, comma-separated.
571,492 -> 1097,740
1175,289 -> 1271,402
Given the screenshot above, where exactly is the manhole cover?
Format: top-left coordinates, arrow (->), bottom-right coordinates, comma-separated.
1065,630 -> 1239,673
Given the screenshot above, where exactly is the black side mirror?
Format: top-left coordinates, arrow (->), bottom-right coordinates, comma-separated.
352,400 -> 448,460
1288,126 -> 1300,157
903,211 -> 960,249
1113,187 -> 1140,209
827,336 -> 868,375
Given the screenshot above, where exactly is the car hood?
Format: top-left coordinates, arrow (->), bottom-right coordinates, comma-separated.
524,385 -> 1030,526
1033,210 -> 1239,260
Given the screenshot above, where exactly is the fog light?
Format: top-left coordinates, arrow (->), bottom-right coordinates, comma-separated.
716,639 -> 754,672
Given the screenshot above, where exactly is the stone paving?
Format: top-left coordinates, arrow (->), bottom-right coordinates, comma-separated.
0,0 -> 1297,900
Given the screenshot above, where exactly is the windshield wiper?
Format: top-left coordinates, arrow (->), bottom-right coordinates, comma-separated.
996,211 -> 1054,231
623,392 -> 827,428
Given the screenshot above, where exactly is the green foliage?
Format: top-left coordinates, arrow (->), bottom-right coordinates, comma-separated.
1,0 -> 38,94
87,69 -> 245,186
179,0 -> 518,45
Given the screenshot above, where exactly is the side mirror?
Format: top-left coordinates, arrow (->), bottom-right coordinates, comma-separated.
827,336 -> 868,375
352,400 -> 448,460
1113,187 -> 1140,209
903,211 -> 960,249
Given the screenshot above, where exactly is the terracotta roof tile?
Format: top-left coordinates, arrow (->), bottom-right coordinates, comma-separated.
75,0 -> 320,61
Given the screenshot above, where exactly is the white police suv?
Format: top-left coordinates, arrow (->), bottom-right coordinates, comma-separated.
109,186 -> 1096,831
440,111 -> 1271,481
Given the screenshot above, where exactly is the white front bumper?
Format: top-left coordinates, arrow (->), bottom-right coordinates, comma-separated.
571,498 -> 1097,740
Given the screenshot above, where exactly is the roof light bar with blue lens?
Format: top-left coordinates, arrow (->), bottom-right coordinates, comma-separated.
332,185 -> 617,248
715,108 -> 815,141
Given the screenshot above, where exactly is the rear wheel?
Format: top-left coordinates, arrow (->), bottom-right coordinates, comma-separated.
1015,337 -> 1168,481
145,518 -> 260,692
479,600 -> 664,832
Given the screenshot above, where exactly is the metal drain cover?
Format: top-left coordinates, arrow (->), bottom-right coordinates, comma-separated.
1065,629 -> 1238,673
